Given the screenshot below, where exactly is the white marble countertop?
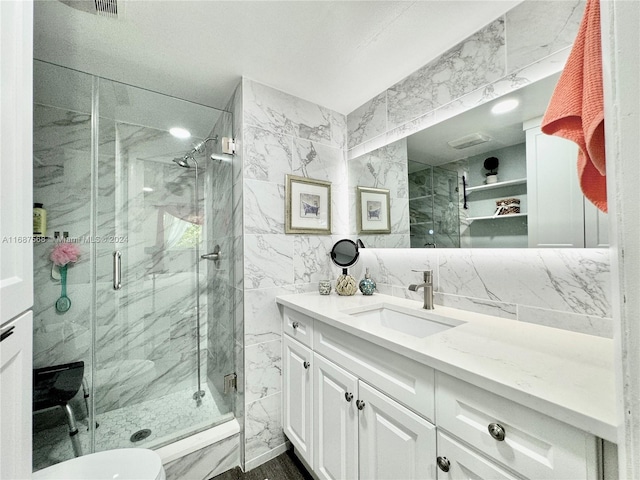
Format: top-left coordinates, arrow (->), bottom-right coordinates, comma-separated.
276,292 -> 618,443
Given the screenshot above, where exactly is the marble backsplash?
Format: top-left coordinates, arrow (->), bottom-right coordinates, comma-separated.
346,0 -> 586,157
353,248 -> 613,338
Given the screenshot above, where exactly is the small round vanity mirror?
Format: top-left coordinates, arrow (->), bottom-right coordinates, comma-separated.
330,239 -> 359,268
330,239 -> 360,296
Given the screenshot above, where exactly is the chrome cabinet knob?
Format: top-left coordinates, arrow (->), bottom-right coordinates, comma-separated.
292,321 -> 300,329
436,456 -> 451,472
488,422 -> 506,441
356,400 -> 365,410
303,361 -> 310,369
345,392 -> 353,402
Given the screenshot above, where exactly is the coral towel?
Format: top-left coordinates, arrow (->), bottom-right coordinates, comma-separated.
541,0 -> 606,212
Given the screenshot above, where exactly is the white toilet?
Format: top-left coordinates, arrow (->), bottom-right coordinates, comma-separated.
32,448 -> 166,480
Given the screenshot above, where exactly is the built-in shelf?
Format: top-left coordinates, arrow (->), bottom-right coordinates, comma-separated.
467,213 -> 528,222
466,178 -> 527,193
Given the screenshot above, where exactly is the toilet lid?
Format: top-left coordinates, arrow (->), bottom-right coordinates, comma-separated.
33,448 -> 165,480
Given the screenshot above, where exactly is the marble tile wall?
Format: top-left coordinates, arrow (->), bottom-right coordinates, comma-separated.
346,0 -> 586,158
351,248 -> 613,338
164,433 -> 240,480
239,78 -> 347,469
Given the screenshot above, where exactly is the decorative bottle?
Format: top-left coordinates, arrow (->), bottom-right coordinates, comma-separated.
33,203 -> 47,237
359,268 -> 376,296
335,268 -> 358,296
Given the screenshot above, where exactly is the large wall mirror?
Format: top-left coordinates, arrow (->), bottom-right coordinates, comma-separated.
350,72 -> 609,249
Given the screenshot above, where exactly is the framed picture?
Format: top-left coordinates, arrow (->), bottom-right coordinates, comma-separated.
357,186 -> 391,234
285,175 -> 332,234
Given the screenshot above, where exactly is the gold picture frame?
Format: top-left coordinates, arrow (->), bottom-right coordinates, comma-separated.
285,175 -> 332,234
357,186 -> 391,234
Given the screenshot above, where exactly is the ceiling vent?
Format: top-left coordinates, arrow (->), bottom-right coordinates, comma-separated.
447,132 -> 492,150
59,0 -> 121,19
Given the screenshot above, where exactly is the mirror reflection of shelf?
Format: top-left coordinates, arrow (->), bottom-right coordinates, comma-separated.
466,178 -> 527,194
467,213 -> 528,222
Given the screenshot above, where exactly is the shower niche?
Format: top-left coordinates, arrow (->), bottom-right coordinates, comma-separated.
31,61 -> 236,471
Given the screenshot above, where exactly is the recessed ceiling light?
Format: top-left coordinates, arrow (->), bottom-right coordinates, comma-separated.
491,99 -> 519,114
169,127 -> 191,139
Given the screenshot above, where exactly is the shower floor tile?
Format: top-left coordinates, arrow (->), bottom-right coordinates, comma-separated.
33,385 -> 231,472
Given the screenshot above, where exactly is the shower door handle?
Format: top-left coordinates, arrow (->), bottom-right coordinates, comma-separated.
113,251 -> 122,290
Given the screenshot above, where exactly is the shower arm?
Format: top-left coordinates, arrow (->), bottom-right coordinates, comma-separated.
190,136 -> 218,156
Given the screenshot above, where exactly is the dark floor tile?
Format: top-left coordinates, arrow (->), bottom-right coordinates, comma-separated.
211,450 -> 312,480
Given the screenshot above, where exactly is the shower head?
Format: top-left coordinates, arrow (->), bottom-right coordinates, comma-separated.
173,156 -> 191,168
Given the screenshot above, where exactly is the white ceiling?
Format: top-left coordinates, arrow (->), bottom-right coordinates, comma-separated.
34,0 -> 522,115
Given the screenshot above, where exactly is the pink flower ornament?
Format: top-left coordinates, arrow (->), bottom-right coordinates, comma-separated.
50,242 -> 81,267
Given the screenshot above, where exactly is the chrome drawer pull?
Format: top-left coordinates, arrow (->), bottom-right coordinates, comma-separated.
292,321 -> 300,329
436,456 -> 451,472
356,400 -> 365,410
303,361 -> 310,369
345,392 -> 353,402
488,422 -> 506,441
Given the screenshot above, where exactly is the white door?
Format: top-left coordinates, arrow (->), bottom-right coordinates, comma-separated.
1,311 -> 33,480
313,353 -> 358,480
435,432 -> 521,480
525,122 -> 585,248
283,335 -> 313,466
0,0 -> 34,321
358,381 -> 437,480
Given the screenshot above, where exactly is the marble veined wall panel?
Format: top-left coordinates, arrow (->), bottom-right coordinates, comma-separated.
240,78 -> 346,468
356,248 -> 612,337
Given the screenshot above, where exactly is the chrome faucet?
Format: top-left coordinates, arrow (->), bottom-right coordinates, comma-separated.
409,270 -> 434,310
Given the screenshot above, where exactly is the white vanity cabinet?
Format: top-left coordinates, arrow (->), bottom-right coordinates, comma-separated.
282,308 -> 438,480
435,372 -> 600,480
280,301 -> 611,480
283,335 -> 314,466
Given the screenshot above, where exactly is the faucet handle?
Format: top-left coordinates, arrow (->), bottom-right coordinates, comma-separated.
411,269 -> 433,282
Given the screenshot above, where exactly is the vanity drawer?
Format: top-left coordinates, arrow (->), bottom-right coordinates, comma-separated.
435,372 -> 598,480
437,431 -> 522,480
314,320 -> 435,422
283,307 -> 314,348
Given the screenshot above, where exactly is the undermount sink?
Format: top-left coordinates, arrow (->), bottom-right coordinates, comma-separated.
341,303 -> 464,338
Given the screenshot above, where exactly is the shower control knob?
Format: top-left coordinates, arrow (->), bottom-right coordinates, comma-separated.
345,392 -> 353,402
488,422 -> 506,441
436,456 -> 451,472
292,321 -> 300,329
303,361 -> 310,370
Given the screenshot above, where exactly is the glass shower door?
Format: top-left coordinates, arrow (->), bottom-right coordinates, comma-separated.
91,77 -> 234,451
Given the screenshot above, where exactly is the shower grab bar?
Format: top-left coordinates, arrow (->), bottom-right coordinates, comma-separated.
113,251 -> 122,290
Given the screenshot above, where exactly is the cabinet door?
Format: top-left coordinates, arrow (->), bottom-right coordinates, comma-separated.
358,381 -> 437,480
283,335 -> 313,466
1,311 -> 33,480
526,124 -> 585,248
436,432 -> 521,480
313,353 -> 358,480
0,0 -> 33,321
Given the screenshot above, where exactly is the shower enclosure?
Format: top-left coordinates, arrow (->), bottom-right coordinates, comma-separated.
408,161 -> 461,248
31,61 -> 235,470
